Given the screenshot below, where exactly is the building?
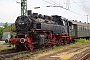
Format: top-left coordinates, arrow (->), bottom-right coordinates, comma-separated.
1,23 -> 15,40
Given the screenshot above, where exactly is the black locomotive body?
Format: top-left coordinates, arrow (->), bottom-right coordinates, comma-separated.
8,10 -> 72,50
15,14 -> 68,34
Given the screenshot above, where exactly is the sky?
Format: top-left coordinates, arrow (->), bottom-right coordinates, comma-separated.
0,0 -> 90,23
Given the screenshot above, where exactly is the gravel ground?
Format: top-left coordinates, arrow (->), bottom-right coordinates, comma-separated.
86,56 -> 90,60
19,43 -> 90,60
0,41 -> 6,49
0,41 -> 90,60
39,44 -> 90,60
0,41 -> 13,50
0,41 -> 5,45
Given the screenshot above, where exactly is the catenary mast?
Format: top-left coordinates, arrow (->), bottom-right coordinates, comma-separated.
21,0 -> 27,16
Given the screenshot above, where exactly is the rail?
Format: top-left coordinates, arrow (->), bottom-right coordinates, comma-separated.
79,52 -> 90,60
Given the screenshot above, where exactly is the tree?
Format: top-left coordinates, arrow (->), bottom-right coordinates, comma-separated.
10,23 -> 16,38
3,22 -> 8,29
0,27 -> 4,40
0,22 -> 9,40
11,23 -> 16,31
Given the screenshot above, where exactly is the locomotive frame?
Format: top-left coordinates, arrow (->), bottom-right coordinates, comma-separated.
7,10 -> 73,50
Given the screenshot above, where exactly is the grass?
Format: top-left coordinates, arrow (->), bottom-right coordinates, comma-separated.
0,42 -> 15,50
51,39 -> 90,51
18,53 -> 23,57
6,58 -> 9,60
76,38 -> 90,44
3,42 -> 9,45
0,46 -> 14,50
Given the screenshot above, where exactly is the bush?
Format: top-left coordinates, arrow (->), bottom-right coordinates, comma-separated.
0,27 -> 4,40
0,22 -> 9,40
77,38 -> 87,44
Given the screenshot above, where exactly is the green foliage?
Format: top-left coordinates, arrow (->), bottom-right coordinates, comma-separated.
52,45 -> 63,50
3,42 -> 9,45
29,52 -> 33,54
0,22 -> 9,40
10,23 -> 16,31
6,58 -> 9,60
0,27 -> 4,39
53,45 -> 57,49
3,22 -> 8,29
77,38 -> 88,44
18,53 -> 23,57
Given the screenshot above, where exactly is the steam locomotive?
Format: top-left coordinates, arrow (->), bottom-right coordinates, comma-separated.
8,10 -> 72,50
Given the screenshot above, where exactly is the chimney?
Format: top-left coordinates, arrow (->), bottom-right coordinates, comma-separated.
75,20 -> 77,22
84,22 -> 86,23
79,21 -> 81,22
28,10 -> 32,15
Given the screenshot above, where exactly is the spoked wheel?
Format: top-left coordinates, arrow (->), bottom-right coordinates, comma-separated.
56,40 -> 61,46
41,45 -> 45,49
15,45 -> 19,49
28,44 -> 34,51
15,45 -> 22,51
67,40 -> 70,44
64,41 -> 67,45
48,45 -> 51,48
25,44 -> 29,50
57,42 -> 61,46
16,44 -> 26,51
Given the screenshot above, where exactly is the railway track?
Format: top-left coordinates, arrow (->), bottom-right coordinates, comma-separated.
0,50 -> 31,60
0,44 -> 90,60
68,45 -> 90,53
39,44 -> 90,60
0,49 -> 16,54
0,47 -> 52,60
79,52 -> 90,60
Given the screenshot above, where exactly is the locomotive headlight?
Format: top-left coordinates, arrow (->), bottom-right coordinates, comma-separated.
19,22 -> 24,24
19,23 -> 21,24
20,38 -> 25,43
21,22 -> 24,24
